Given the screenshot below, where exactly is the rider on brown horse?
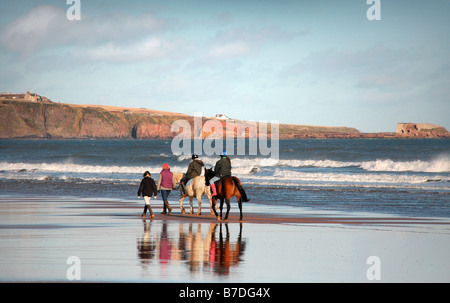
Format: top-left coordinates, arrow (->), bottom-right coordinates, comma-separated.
210,151 -> 249,202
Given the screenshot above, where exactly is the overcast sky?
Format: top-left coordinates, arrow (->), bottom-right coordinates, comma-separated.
1,0 -> 449,132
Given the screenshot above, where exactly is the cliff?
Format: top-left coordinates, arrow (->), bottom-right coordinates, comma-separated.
0,100 -> 186,139
277,123 -> 360,139
1,99 -> 448,139
0,99 -> 363,139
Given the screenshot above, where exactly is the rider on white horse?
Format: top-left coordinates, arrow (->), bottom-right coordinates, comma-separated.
179,154 -> 204,195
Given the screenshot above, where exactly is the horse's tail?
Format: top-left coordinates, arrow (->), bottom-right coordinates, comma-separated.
232,178 -> 250,202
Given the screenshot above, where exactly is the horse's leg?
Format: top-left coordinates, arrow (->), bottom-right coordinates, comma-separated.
196,193 -> 202,216
238,198 -> 243,221
179,195 -> 186,214
206,186 -> 215,215
219,198 -> 224,221
209,197 -> 215,215
189,196 -> 194,214
224,198 -> 231,220
212,197 -> 219,219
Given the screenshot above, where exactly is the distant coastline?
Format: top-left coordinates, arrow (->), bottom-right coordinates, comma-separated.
1,92 -> 449,139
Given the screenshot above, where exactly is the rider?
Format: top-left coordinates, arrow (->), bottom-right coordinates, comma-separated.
210,150 -> 231,197
179,154 -> 204,195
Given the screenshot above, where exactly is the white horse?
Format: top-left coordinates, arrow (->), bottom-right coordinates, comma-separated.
173,172 -> 216,215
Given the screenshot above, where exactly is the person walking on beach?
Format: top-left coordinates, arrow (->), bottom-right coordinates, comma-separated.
179,154 -> 204,195
157,163 -> 177,215
138,171 -> 158,219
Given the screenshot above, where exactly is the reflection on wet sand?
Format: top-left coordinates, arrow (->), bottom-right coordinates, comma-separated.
137,221 -> 246,276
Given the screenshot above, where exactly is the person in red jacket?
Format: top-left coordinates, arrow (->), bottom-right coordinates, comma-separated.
138,171 -> 158,218
157,163 -> 177,214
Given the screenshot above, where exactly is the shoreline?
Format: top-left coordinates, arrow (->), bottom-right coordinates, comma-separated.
1,194 -> 450,227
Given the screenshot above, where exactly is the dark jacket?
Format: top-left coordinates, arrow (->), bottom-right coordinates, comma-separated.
138,176 -> 158,197
214,156 -> 231,178
185,159 -> 204,180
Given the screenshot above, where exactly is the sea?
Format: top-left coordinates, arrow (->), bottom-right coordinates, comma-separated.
0,139 -> 449,218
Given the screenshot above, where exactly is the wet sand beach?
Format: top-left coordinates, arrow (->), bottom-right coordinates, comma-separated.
1,195 -> 449,282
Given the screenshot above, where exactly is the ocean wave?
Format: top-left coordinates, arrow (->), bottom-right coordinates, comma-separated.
0,162 -> 187,175
359,158 -> 450,173
1,165 -> 448,192
278,158 -> 450,173
1,154 -> 449,177
245,169 -> 449,185
244,180 -> 450,191
179,155 -> 450,173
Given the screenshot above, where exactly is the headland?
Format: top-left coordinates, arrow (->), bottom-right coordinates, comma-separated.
1,91 -> 448,139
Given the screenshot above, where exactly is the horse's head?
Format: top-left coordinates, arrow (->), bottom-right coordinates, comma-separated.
204,167 -> 215,186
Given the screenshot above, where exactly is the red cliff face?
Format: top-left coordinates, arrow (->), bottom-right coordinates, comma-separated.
0,101 -> 176,139
133,121 -> 174,139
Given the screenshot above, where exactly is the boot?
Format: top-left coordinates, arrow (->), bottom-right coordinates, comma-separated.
211,183 -> 217,197
163,200 -> 172,214
145,204 -> 154,218
161,202 -> 167,214
142,205 -> 148,218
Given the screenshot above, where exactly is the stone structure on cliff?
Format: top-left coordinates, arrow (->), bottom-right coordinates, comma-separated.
0,91 -> 50,103
396,123 -> 450,138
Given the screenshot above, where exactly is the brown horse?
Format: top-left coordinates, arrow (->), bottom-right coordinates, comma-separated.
204,168 -> 249,221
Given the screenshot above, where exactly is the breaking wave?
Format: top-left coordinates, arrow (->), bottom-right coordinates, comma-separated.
255,169 -> 448,185
1,155 -> 449,176
200,156 -> 450,173
359,158 -> 450,173
276,157 -> 450,173
0,162 -> 187,175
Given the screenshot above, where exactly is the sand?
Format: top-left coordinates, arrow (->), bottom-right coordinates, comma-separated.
1,195 -> 449,282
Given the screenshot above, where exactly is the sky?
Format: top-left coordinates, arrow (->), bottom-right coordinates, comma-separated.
0,0 -> 449,133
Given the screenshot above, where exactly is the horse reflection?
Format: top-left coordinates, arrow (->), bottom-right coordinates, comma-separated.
211,223 -> 246,276
137,221 -> 246,276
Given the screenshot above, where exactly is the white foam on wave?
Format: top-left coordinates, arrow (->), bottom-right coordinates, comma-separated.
178,154 -> 450,173
243,169 -> 433,185
244,180 -> 450,191
0,162 -> 187,175
360,157 -> 450,173
278,159 -> 359,168
279,157 -> 450,173
1,154 -> 449,179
